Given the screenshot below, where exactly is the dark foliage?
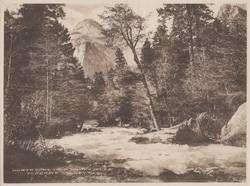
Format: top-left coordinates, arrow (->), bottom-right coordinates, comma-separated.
4,4 -> 91,142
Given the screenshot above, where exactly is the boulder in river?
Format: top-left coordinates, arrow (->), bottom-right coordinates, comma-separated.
221,102 -> 246,147
174,112 -> 214,144
81,126 -> 102,133
129,136 -> 151,144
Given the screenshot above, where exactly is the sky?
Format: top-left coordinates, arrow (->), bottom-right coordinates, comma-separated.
60,2 -> 223,32
3,1 -> 226,33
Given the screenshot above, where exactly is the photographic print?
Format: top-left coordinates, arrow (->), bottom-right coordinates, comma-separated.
1,0 -> 247,184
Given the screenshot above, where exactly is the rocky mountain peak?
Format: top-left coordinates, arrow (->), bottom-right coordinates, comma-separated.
70,19 -> 115,78
74,19 -> 102,30
72,19 -> 103,38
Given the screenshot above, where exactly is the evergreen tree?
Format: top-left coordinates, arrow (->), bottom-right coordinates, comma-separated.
4,10 -> 28,119
17,4 -> 65,43
4,10 -> 32,141
51,62 -> 90,135
4,4 -> 91,140
141,39 -> 155,66
155,4 -> 217,122
91,72 -> 106,100
157,4 -> 213,64
140,39 -> 159,94
148,20 -> 189,126
106,68 -> 116,90
184,6 -> 247,115
115,48 -> 128,70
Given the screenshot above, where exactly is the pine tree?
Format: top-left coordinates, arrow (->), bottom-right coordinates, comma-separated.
4,4 -> 91,140
91,72 -> 106,100
157,4 -> 213,65
148,18 -> 189,126
16,5 -> 67,126
115,48 -> 128,70
140,39 -> 159,93
51,62 -> 90,133
4,9 -> 37,141
17,4 -> 65,43
106,68 -> 116,90
113,48 -> 129,86
155,4 -> 221,121
183,6 -> 247,115
4,10 -> 28,117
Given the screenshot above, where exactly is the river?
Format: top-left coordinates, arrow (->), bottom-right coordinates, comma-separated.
46,126 -> 246,182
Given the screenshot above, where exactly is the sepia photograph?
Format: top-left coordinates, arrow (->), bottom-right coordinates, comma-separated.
1,0 -> 248,184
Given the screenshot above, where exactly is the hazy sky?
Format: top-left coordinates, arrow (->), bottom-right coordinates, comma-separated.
60,2 -> 223,32
3,1 -> 225,33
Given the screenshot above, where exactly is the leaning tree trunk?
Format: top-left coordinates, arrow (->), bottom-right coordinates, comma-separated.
132,48 -> 161,131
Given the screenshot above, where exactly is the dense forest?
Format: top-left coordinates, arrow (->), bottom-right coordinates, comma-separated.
3,3 -> 246,183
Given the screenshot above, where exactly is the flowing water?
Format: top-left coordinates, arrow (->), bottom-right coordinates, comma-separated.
48,126 -> 246,182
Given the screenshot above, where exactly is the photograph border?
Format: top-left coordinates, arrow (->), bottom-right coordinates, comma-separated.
0,0 -> 249,185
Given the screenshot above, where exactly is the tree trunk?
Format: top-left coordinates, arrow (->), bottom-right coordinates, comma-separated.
46,56 -> 49,123
6,35 -> 13,95
49,74 -> 53,121
131,48 -> 161,131
49,94 -> 52,121
186,5 -> 194,66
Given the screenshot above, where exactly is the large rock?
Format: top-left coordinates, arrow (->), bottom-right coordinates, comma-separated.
129,137 -> 151,144
80,125 -> 102,133
175,113 -> 214,144
221,102 -> 246,147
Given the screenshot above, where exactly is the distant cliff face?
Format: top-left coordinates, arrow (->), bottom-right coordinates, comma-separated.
70,19 -> 115,78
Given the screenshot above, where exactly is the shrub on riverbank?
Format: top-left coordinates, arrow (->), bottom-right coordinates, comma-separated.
4,140 -> 84,182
